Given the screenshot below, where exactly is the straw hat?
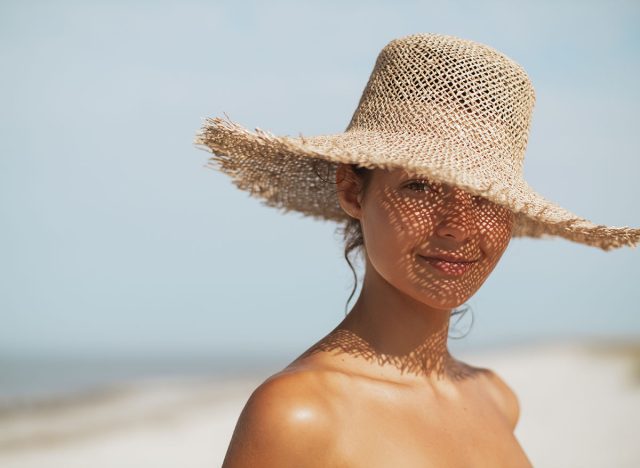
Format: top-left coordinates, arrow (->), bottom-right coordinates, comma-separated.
193,32 -> 640,251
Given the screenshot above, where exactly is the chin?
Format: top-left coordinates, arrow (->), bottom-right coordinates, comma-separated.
408,287 -> 471,311
429,298 -> 470,311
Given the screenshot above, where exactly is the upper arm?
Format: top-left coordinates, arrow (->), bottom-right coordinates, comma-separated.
221,374 -> 337,468
485,369 -> 521,431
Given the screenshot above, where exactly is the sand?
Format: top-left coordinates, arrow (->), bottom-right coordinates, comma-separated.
0,340 -> 638,468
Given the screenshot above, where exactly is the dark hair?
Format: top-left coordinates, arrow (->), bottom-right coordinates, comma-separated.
335,164 -> 474,340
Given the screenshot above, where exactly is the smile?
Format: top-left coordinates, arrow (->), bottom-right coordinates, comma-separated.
417,255 -> 478,276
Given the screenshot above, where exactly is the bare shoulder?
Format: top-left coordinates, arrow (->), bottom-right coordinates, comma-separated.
480,367 -> 521,431
221,369 -> 342,468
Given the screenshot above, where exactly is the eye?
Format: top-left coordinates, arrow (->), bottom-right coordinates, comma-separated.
404,179 -> 434,193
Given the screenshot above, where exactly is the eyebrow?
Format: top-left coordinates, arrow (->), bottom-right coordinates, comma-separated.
400,173 -> 443,186
397,169 -> 430,180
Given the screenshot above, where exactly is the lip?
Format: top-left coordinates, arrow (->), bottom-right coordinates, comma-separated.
417,255 -> 479,276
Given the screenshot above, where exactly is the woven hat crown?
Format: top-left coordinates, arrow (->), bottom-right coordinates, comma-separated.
345,33 -> 536,180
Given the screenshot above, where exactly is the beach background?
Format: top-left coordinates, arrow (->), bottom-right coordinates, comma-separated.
1,0 -> 639,467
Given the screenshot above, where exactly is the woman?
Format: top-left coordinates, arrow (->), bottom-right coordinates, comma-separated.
195,33 -> 640,467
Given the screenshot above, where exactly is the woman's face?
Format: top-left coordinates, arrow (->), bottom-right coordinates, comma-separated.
337,165 -> 514,310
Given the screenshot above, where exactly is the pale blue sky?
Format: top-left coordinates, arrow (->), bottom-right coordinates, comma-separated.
1,0 -> 639,358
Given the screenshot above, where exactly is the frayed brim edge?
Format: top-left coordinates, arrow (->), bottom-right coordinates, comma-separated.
194,115 -> 640,252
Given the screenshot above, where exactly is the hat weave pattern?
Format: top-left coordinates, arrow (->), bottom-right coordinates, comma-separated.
194,33 -> 640,251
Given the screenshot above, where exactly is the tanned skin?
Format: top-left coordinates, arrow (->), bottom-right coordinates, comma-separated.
221,164 -> 533,468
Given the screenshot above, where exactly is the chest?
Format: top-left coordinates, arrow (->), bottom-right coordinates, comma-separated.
330,385 -> 532,468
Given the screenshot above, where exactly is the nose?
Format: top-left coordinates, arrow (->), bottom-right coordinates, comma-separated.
434,186 -> 478,242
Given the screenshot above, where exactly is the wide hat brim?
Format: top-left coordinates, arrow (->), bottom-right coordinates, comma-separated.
194,115 -> 640,251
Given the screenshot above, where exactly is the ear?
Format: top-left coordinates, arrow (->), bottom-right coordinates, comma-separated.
335,163 -> 365,220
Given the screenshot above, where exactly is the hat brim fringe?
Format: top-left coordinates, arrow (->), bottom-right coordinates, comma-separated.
194,115 -> 640,252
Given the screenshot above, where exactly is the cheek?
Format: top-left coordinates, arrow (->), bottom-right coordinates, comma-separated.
477,206 -> 514,259
361,193 -> 437,272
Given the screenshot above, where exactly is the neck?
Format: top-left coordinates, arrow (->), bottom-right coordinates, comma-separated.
325,255 -> 457,384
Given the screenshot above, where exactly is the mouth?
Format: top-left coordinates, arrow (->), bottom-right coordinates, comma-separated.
417,255 -> 479,276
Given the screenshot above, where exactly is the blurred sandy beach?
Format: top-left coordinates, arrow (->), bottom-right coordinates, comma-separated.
1,339 -> 638,468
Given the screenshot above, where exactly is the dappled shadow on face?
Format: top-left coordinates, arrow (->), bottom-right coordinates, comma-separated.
359,167 -> 514,309
295,166 -> 514,384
